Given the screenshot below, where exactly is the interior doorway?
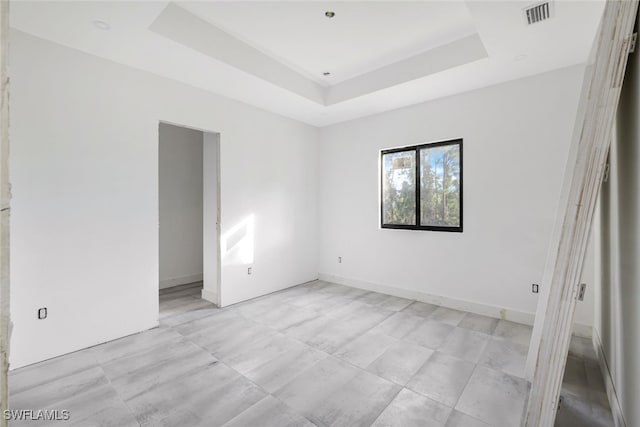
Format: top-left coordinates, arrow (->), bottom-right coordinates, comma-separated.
158,122 -> 220,320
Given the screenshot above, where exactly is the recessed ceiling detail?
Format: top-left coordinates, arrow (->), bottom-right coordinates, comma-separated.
150,3 -> 325,104
180,1 -> 479,85
8,1 -> 606,126
326,34 -> 487,105
150,3 -> 487,106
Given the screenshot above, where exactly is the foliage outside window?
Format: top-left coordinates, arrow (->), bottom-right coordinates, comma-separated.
381,139 -> 463,232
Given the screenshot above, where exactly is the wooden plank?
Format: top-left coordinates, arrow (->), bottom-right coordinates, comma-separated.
525,1 -> 638,426
0,0 -> 9,423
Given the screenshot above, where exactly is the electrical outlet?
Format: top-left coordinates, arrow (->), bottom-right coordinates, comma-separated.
247,267 -> 252,275
37,307 -> 47,319
338,256 -> 342,264
532,284 -> 539,294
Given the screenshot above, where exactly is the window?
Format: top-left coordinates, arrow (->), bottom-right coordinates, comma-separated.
381,139 -> 462,232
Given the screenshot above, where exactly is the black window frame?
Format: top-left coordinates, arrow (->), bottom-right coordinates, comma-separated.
380,138 -> 463,232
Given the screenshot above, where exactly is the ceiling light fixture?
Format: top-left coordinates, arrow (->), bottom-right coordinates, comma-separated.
93,20 -> 111,30
325,11 -> 335,18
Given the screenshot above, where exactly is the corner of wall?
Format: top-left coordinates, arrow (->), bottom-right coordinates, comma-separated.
593,328 -> 627,427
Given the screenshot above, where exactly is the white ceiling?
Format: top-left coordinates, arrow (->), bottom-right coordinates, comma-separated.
179,1 -> 478,85
10,1 -> 605,127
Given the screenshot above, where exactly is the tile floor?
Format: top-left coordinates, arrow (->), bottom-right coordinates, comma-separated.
158,282 -> 212,320
9,280 -> 613,426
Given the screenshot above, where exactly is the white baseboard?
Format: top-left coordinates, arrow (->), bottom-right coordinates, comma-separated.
318,273 -> 592,336
572,323 -> 593,339
593,328 -> 626,427
159,273 -> 203,290
201,288 -> 218,306
319,273 -> 534,325
10,320 -> 159,371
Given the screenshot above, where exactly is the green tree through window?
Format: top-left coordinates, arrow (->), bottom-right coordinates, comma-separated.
382,151 -> 416,225
381,139 -> 462,232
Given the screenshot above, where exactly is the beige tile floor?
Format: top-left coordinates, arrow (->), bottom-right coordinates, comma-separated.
9,280 -> 612,426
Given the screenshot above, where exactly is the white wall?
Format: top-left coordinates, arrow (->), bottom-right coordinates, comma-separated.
524,60 -> 595,379
10,30 -> 319,369
318,65 -> 588,325
158,123 -> 203,289
593,9 -> 640,424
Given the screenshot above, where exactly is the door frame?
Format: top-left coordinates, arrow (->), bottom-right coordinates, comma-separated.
158,120 -> 221,307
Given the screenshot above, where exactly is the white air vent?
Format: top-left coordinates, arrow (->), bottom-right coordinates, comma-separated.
524,2 -> 553,25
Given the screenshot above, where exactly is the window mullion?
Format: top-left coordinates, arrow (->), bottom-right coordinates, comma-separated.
415,147 -> 420,227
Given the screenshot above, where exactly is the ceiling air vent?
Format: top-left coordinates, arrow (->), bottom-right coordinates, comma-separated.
524,2 -> 553,25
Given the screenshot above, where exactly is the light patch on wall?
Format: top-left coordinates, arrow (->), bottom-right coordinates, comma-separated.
221,214 -> 255,265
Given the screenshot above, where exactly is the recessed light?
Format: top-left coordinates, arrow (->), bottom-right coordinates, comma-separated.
514,54 -> 528,61
323,72 -> 331,76
93,20 -> 111,31
325,11 -> 335,18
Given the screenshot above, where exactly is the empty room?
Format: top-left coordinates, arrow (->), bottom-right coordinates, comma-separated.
1,1 -> 639,426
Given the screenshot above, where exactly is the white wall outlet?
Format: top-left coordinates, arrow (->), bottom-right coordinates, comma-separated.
37,307 -> 47,319
338,256 -> 342,263
532,284 -> 539,294
247,267 -> 252,275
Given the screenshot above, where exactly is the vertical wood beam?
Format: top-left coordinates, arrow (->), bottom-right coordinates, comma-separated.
525,1 -> 638,425
0,0 -> 9,424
